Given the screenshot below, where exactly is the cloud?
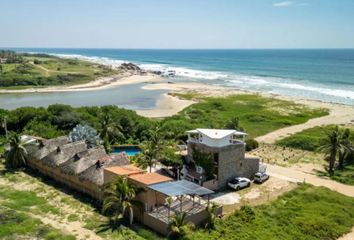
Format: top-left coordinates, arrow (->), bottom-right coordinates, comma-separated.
273,1 -> 293,7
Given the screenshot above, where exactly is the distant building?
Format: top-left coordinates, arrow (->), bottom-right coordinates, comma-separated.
184,128 -> 259,190
0,58 -> 7,64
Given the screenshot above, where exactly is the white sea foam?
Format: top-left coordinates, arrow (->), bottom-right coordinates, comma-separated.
52,53 -> 126,67
51,53 -> 229,80
278,83 -> 354,100
47,52 -> 354,104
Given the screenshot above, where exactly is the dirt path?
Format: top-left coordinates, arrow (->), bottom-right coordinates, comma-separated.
266,163 -> 354,197
338,227 -> 354,240
37,215 -> 101,240
0,174 -> 102,240
255,101 -> 354,144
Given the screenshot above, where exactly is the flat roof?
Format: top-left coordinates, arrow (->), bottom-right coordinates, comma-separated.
186,128 -> 247,139
104,164 -> 144,176
128,172 -> 173,186
149,179 -> 214,197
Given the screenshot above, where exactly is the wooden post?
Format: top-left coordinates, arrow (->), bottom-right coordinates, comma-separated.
180,195 -> 183,212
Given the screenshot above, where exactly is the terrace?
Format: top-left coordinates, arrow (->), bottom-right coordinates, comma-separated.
142,180 -> 220,235
186,128 -> 247,147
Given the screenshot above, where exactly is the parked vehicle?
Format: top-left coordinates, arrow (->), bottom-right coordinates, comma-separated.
228,177 -> 251,190
254,172 -> 269,183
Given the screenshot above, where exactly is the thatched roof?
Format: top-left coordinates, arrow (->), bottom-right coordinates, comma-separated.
79,153 -> 130,186
28,136 -> 69,161
41,141 -> 87,167
60,147 -> 107,176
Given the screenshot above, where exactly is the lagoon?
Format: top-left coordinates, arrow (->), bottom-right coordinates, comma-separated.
0,83 -> 166,110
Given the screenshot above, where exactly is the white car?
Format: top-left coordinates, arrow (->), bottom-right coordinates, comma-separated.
254,172 -> 269,183
228,177 -> 251,190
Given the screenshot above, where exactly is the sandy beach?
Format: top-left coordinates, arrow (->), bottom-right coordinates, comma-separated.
140,81 -> 354,142
0,73 -> 161,93
1,72 -> 354,140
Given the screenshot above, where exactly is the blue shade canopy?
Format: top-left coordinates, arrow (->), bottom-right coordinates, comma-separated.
148,180 -> 214,197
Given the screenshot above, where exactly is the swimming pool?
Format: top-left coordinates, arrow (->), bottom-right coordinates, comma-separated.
112,145 -> 141,157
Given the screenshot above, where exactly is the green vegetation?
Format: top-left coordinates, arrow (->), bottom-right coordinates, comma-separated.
4,134 -> 33,169
102,176 -> 144,225
192,147 -> 214,179
0,105 -> 153,145
317,165 -> 354,185
0,50 -> 117,87
0,188 -> 74,239
169,212 -> 194,238
0,161 -> 162,240
189,184 -> 354,240
277,125 -> 354,151
163,94 -> 328,139
277,125 -> 354,183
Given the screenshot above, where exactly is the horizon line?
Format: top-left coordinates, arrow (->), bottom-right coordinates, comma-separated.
2,47 -> 354,51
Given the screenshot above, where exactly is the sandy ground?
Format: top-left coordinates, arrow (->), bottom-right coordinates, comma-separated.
0,73 -> 161,93
266,163 -> 354,197
136,93 -> 196,118
142,82 -> 354,139
256,100 -> 354,144
0,172 -> 102,240
211,176 -> 296,215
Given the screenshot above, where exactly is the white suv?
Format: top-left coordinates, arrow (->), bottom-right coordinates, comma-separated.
254,172 -> 269,183
228,177 -> 251,190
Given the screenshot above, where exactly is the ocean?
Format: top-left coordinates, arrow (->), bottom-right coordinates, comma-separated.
9,48 -> 354,106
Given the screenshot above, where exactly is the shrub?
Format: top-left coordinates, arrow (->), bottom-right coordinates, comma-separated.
277,135 -> 319,151
245,139 -> 259,151
33,59 -> 41,65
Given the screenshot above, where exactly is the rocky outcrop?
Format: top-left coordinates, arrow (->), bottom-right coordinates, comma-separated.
118,62 -> 141,71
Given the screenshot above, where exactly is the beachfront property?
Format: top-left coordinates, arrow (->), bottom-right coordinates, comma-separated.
24,133 -> 222,235
184,129 -> 260,190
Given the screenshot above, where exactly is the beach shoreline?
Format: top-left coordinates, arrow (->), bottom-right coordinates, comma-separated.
0,73 -> 162,93
138,81 -> 354,142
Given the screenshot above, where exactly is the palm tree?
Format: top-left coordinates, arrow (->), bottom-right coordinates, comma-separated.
165,197 -> 173,221
5,135 -> 31,169
225,117 -> 244,131
338,128 -> 350,169
102,176 -> 143,225
205,202 -> 219,229
168,212 -> 194,238
98,111 -> 124,153
136,125 -> 166,172
319,126 -> 352,173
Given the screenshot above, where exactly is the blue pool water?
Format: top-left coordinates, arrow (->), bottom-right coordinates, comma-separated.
112,146 -> 141,157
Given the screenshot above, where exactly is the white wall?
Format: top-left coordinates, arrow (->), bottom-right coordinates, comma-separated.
200,134 -> 232,147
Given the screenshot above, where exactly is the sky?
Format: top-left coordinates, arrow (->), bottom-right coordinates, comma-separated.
1,0 -> 354,49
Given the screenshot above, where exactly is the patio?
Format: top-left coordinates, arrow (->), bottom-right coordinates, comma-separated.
147,195 -> 209,223
145,180 -> 215,224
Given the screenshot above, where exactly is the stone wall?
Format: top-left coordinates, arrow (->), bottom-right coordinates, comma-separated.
187,141 -> 259,189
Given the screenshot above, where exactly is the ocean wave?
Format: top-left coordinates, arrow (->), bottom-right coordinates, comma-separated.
47,52 -> 354,102
278,83 -> 354,100
139,64 -> 228,80
51,53 -> 228,80
51,53 -> 126,66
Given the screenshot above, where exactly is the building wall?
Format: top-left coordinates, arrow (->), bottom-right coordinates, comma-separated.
199,134 -> 233,148
188,141 -> 259,189
27,158 -> 103,200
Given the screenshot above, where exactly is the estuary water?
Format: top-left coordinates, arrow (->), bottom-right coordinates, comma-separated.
2,48 -> 354,109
